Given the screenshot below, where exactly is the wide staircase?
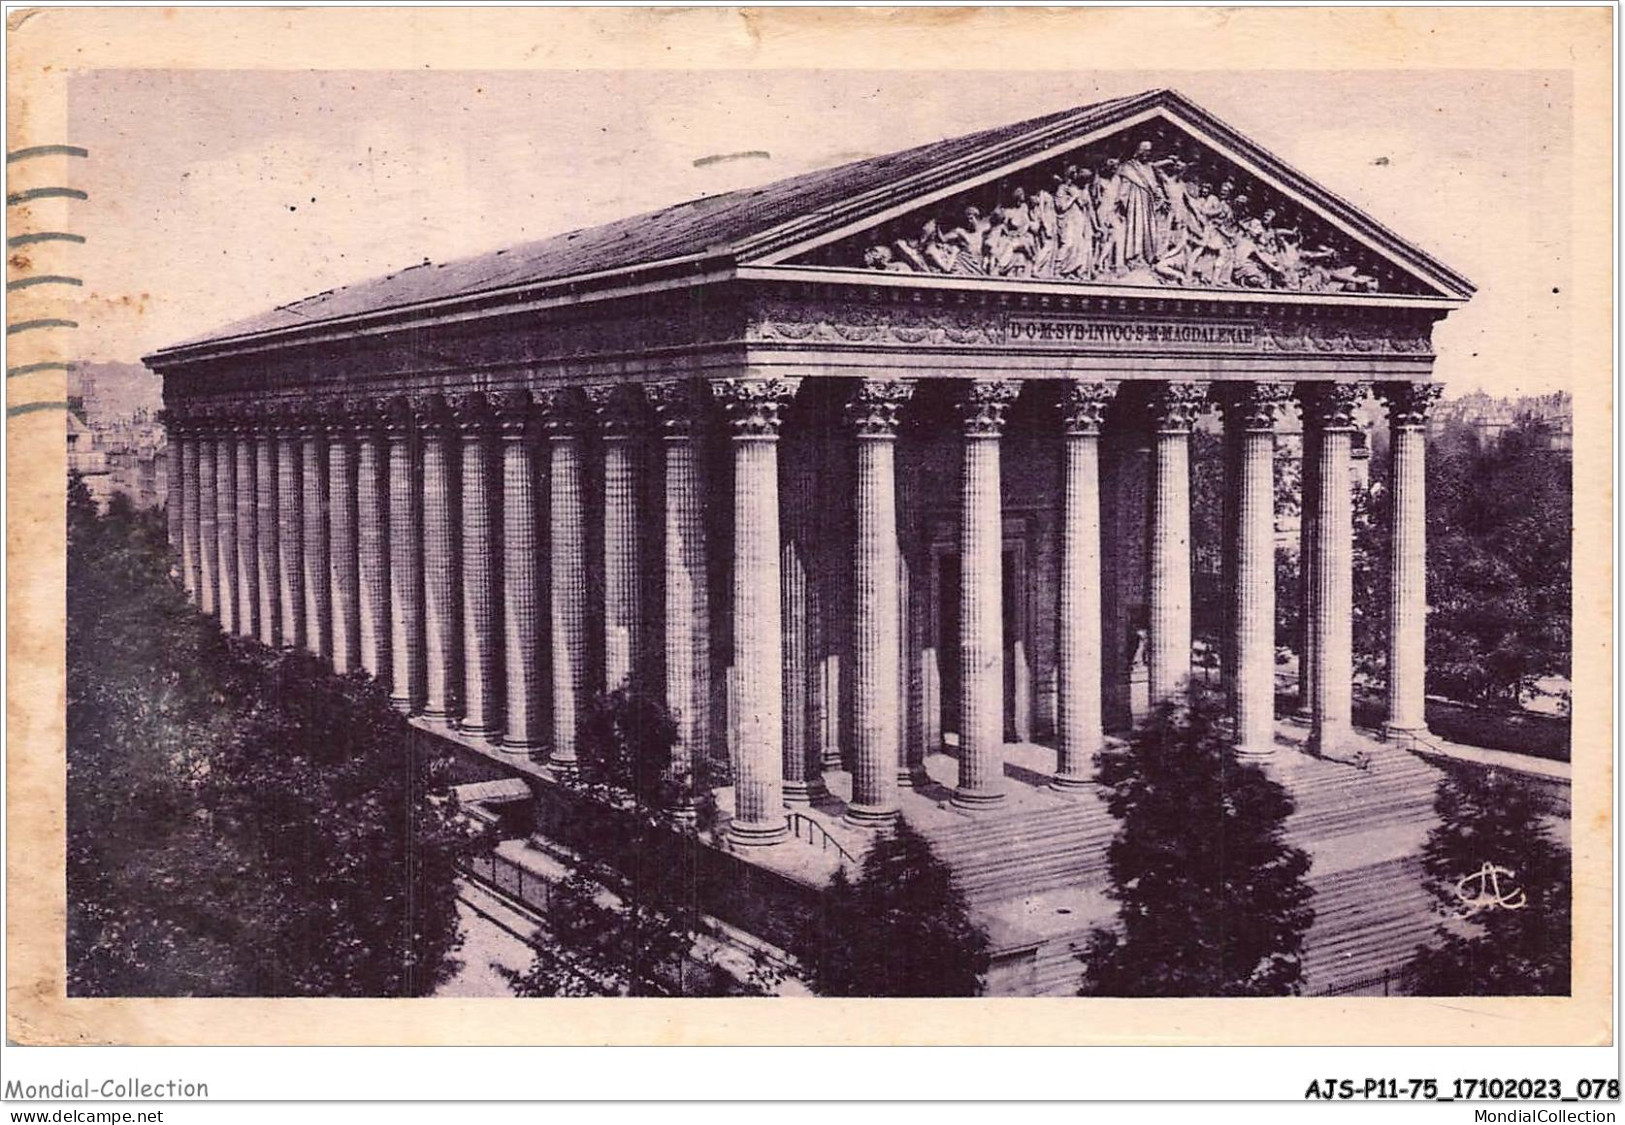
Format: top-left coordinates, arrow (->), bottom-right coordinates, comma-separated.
907,735 -> 1449,996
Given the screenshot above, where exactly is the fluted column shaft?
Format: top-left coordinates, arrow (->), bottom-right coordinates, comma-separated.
1227,384 -> 1290,755
589,386 -> 643,692
421,401 -> 463,719
543,390 -> 588,770
779,405 -> 821,805
276,425 -> 305,649
165,422 -> 185,553
1147,383 -> 1205,708
216,428 -> 238,634
1303,383 -> 1363,755
494,392 -> 544,750
650,383 -> 710,805
328,422 -> 361,674
953,379 -> 1020,809
254,428 -> 280,647
847,380 -> 914,823
717,378 -> 799,845
233,425 -> 258,639
197,428 -> 219,616
1055,381 -> 1116,786
1297,421 -> 1321,716
1380,382 -> 1442,734
387,402 -> 426,712
454,395 -> 501,737
355,411 -> 391,684
301,424 -> 332,661
180,428 -> 201,599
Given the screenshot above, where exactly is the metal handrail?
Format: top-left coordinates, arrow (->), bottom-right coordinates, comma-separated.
785,811 -> 858,867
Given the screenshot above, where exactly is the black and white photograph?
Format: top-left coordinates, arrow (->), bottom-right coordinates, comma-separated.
3,2 -> 1613,1106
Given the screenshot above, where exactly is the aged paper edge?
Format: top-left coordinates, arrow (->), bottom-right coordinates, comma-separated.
4,6 -> 1613,1047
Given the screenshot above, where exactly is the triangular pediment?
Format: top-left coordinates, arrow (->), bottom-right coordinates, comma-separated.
748,94 -> 1472,301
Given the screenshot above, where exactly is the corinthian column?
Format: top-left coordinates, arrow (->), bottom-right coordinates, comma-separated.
1378,382 -> 1442,735
648,381 -> 710,809
233,415 -> 259,640
540,387 -> 587,770
275,408 -> 306,649
353,399 -> 391,685
197,414 -> 219,617
179,414 -> 201,600
386,398 -> 426,712
1146,382 -> 1206,709
164,410 -> 185,555
327,407 -> 361,675
953,378 -> 1021,809
586,385 -> 645,692
300,409 -> 332,662
216,418 -> 238,634
254,411 -> 280,647
451,392 -> 501,737
1300,382 -> 1365,756
1054,379 -> 1117,787
846,378 -> 914,824
420,395 -> 463,720
1223,383 -> 1291,756
493,390 -> 544,751
715,376 -> 800,845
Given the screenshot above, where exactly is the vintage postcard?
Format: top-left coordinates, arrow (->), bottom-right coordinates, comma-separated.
3,6 -> 1612,1055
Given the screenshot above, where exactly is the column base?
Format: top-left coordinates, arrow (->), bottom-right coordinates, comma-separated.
1050,771 -> 1095,791
459,722 -> 502,741
728,817 -> 789,847
897,766 -> 927,789
499,738 -> 545,757
548,752 -> 579,775
1307,722 -> 1351,758
951,786 -> 1007,810
1382,723 -> 1426,744
843,803 -> 899,828
1234,742 -> 1276,761
389,696 -> 415,715
782,777 -> 828,805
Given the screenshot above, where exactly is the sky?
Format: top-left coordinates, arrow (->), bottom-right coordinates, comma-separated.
68,68 -> 1573,398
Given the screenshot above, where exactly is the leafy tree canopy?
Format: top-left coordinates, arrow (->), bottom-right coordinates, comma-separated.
1080,690 -> 1315,997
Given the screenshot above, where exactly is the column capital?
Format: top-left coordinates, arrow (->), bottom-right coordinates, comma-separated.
1376,381 -> 1444,428
1145,381 -> 1208,433
1298,381 -> 1367,432
1059,379 -> 1119,436
290,399 -> 336,438
846,378 -> 916,439
535,385 -> 587,437
584,383 -> 649,437
488,388 -> 537,441
956,378 -> 1021,437
712,377 -> 802,438
645,379 -> 704,436
341,395 -> 389,435
1219,381 -> 1294,432
446,390 -> 495,434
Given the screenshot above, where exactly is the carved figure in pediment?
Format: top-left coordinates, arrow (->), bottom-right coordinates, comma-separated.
917,219 -> 958,274
1230,217 -> 1280,289
1117,140 -> 1167,269
941,206 -> 991,275
1052,164 -> 1097,279
986,187 -> 1038,277
1094,158 -> 1127,276
1029,181 -> 1059,277
862,244 -> 913,272
1153,156 -> 1200,262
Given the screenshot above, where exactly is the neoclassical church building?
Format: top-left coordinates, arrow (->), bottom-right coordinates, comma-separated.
149,90 -> 1474,993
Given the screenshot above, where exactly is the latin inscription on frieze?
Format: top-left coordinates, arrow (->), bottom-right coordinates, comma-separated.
1003,315 -> 1258,350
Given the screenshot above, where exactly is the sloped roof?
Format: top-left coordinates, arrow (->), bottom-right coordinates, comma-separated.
152,89 -> 1470,360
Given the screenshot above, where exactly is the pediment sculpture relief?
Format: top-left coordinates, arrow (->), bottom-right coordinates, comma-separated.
805,131 -> 1405,295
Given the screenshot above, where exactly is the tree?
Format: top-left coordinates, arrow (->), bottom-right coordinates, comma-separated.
505,690 -> 746,996
67,486 -> 472,996
1408,766 -> 1570,995
807,819 -> 990,997
1079,690 -> 1316,996
1425,417 -> 1571,707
